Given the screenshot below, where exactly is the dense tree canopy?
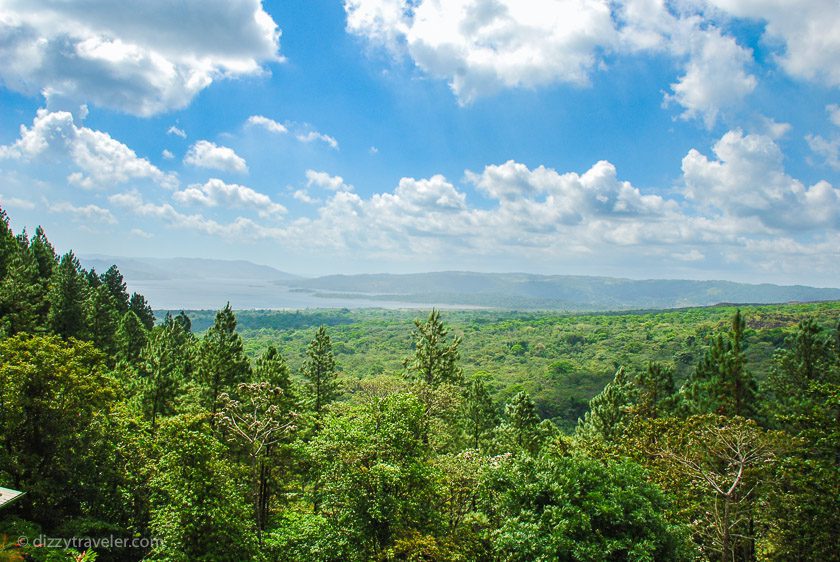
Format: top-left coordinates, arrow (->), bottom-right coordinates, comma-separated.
0,206 -> 837,561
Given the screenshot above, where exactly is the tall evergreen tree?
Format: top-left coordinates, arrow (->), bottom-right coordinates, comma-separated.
0,207 -> 17,277
87,284 -> 119,355
500,390 -> 542,454
141,317 -> 192,428
461,374 -> 498,450
302,326 -> 338,419
116,310 -> 148,365
0,231 -> 43,336
129,292 -> 156,330
254,345 -> 292,394
681,310 -> 757,418
633,362 -> 676,419
198,303 -> 250,415
403,309 -> 462,387
28,226 -> 56,326
47,251 -> 89,340
101,265 -> 130,314
577,366 -> 633,443
29,226 -> 57,279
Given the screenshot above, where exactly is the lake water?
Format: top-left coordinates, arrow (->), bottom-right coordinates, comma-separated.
127,278 -> 479,310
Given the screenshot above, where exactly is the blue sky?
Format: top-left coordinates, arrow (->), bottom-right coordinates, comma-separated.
1,0 -> 839,284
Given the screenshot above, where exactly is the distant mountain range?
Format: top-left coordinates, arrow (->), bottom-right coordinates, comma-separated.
80,256 -> 840,311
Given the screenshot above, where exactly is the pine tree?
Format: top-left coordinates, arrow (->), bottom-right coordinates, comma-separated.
129,292 -> 156,330
0,230 -> 43,336
404,309 -> 462,387
461,374 -> 498,450
87,284 -> 119,355
101,265 -> 130,314
141,318 -> 192,428
254,345 -> 292,393
0,207 -> 17,277
28,226 -> 56,326
681,310 -> 757,418
302,326 -> 338,419
633,362 -> 676,419
29,226 -> 57,279
501,390 -> 542,453
198,303 -> 250,415
116,310 -> 148,364
577,366 -> 634,443
47,251 -> 89,340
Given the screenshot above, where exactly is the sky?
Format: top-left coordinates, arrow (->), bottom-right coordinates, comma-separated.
0,0 -> 839,285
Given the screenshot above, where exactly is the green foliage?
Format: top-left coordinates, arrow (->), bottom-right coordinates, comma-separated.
681,310 -> 758,418
128,293 -> 155,330
485,453 -> 691,561
576,366 -> 633,443
0,335 -> 115,527
461,373 -> 498,450
198,303 -> 250,415
308,392 -> 435,559
497,391 -> 543,454
404,309 -> 463,387
47,252 -> 89,340
148,415 -> 256,561
302,326 -> 338,418
140,316 -> 193,428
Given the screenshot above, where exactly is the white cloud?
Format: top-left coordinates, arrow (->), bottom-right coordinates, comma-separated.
246,115 -> 288,134
683,129 -> 840,230
110,189 -> 284,240
665,27 -> 757,128
167,126 -> 187,139
344,0 -> 758,123
49,201 -> 117,224
173,178 -> 286,217
0,109 -> 178,189
183,140 -> 248,173
828,104 -> 840,128
707,0 -> 840,87
130,228 -> 153,239
162,149 -> 174,160
293,189 -> 320,204
0,194 -> 35,210
806,134 -> 840,170
305,170 -> 353,192
369,146 -> 379,155
296,130 -> 339,150
346,0 -> 617,104
0,0 -> 282,115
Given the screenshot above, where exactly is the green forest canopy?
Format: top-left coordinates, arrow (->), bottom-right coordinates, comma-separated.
1,207 -> 838,562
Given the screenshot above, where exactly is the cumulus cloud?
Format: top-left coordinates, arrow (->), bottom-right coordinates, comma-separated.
110,189 -> 283,240
665,27 -> 756,128
0,109 -> 177,189
683,129 -> 840,230
161,149 -> 174,160
0,0 -> 282,115
707,0 -> 840,87
173,178 -> 286,218
346,0 -> 617,104
306,170 -> 353,192
344,0 -> 758,123
183,140 -> 248,173
49,201 -> 117,224
246,115 -> 288,134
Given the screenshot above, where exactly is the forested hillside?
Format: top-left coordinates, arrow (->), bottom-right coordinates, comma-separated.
1,207 -> 838,561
